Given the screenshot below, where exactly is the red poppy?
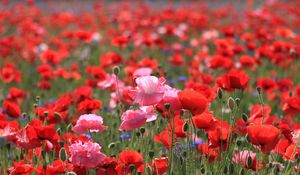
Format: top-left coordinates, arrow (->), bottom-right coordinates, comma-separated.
116,150 -> 144,175
148,157 -> 168,175
46,160 -> 73,175
247,124 -> 280,153
100,52 -> 123,68
192,112 -> 215,130
178,89 -> 208,115
282,96 -> 300,115
197,143 -> 219,162
216,69 -> 250,91
3,100 -> 21,119
7,160 -> 34,175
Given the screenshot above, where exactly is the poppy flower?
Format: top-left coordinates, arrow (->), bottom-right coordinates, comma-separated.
3,100 -> 21,118
247,124 -> 280,153
97,157 -> 118,175
7,160 -> 34,175
192,112 -> 215,130
77,99 -> 102,114
69,141 -> 106,168
282,96 -> 300,115
197,143 -> 219,162
116,150 -> 144,175
119,110 -> 148,131
216,69 -> 250,91
178,89 -> 208,115
148,157 -> 168,175
46,160 -> 73,175
100,52 -> 123,68
154,129 -> 175,149
131,76 -> 166,106
232,150 -> 260,170
72,114 -> 108,133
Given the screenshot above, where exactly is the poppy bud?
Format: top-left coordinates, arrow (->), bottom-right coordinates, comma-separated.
223,165 -> 228,174
229,163 -> 234,174
44,111 -> 48,116
54,112 -> 61,119
183,121 -> 189,132
228,97 -> 235,111
164,103 -> 170,110
33,103 -> 38,108
136,132 -> 141,138
242,113 -> 248,122
235,98 -> 240,107
35,96 -> 40,102
130,164 -> 136,173
148,150 -> 155,159
256,87 -> 262,94
140,127 -> 146,134
217,88 -> 223,99
59,148 -> 67,161
113,66 -> 120,75
247,155 -> 252,167
66,172 -> 77,175
239,169 -> 245,175
108,142 -> 116,149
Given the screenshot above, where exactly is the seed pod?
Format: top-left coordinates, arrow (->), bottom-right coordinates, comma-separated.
140,127 -> 146,134
54,112 -> 61,119
164,103 -> 170,110
229,163 -> 234,174
228,97 -> 235,111
256,87 -> 262,94
247,155 -> 252,167
148,150 -> 155,159
108,142 -> 116,149
223,165 -> 228,174
113,66 -> 120,75
235,98 -> 240,107
242,113 -> 248,122
59,148 -> 67,161
217,88 -> 223,99
183,121 -> 189,132
239,169 -> 245,175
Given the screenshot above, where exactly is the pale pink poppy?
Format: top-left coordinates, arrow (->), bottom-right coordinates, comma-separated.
69,141 -> 106,168
232,150 -> 257,167
132,76 -> 166,106
133,67 -> 152,77
97,74 -> 117,90
72,114 -> 108,133
119,110 -> 148,131
140,106 -> 157,122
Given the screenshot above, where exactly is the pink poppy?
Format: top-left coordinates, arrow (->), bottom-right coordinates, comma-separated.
119,110 -> 148,131
97,74 -> 117,90
69,141 -> 106,168
132,76 -> 166,106
133,67 -> 153,77
72,114 -> 108,133
232,150 -> 260,170
140,106 -> 157,122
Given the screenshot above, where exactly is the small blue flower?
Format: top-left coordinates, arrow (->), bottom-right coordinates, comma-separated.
82,133 -> 92,140
178,76 -> 187,82
120,132 -> 131,140
104,107 -> 111,113
168,79 -> 176,85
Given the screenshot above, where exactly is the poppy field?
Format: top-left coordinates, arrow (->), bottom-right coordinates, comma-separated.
1,0 -> 300,174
